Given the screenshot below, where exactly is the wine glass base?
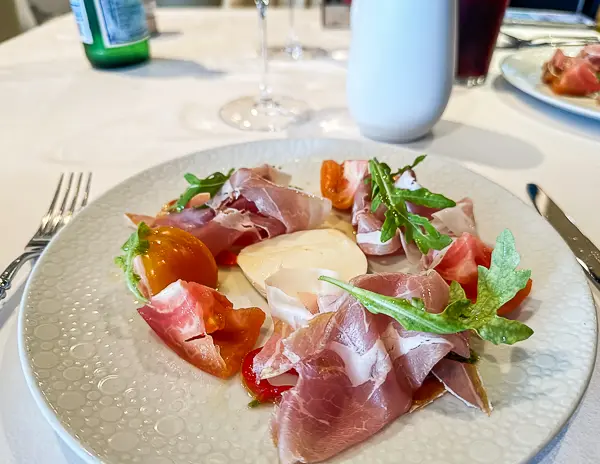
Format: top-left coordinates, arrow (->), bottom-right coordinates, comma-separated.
268,44 -> 328,61
220,96 -> 311,132
455,75 -> 487,87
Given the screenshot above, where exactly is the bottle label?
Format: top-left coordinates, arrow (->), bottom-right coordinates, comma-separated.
70,0 -> 93,44
94,0 -> 149,48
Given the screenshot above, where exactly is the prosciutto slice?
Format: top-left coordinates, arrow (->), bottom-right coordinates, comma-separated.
137,280 -> 265,379
126,208 -> 215,231
271,271 -> 487,463
430,197 -> 477,238
253,269 -> 343,380
210,167 -> 332,233
126,165 -> 330,257
543,47 -> 600,97
274,302 -> 412,464
432,359 -> 492,415
352,173 -> 401,256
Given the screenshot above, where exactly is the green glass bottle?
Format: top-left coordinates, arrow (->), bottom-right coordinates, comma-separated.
69,0 -> 150,69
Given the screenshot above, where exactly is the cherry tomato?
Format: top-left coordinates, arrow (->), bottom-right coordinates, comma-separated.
241,348 -> 298,406
497,279 -> 533,316
140,227 -> 218,296
320,160 -> 363,210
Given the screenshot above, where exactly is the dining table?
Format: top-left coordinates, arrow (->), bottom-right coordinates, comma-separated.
1,6 -> 599,464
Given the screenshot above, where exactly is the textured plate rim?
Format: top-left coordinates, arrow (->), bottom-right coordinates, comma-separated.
500,46 -> 600,121
18,137 -> 598,464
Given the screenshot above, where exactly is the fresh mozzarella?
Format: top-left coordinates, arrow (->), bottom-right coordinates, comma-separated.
237,228 -> 368,297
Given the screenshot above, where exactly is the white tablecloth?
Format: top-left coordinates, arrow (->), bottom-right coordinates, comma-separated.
1,7 -> 599,464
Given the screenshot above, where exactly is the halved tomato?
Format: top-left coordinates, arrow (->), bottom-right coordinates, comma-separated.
320,160 -> 368,210
139,227 -> 218,296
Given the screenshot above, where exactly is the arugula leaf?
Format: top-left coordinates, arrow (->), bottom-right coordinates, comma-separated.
114,222 -> 151,302
597,72 -> 600,82
320,229 -> 534,346
369,158 -> 454,253
392,154 -> 427,178
170,169 -> 234,213
370,155 -> 427,207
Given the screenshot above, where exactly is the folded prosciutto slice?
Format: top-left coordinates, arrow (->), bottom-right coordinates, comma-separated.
127,165 -> 331,258
543,46 -> 600,97
210,167 -> 332,233
352,171 -> 401,256
253,269 -> 343,380
430,197 -> 477,238
137,280 -> 265,379
270,272 -> 490,464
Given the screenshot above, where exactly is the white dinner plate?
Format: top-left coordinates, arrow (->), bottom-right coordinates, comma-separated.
19,139 -> 597,464
501,46 -> 600,121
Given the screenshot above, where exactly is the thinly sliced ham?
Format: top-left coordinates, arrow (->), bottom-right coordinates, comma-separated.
126,165 -> 330,257
137,280 -> 265,379
552,60 -> 600,96
125,208 -> 215,231
274,302 -> 411,464
432,358 -> 492,415
355,212 -> 402,256
271,271 -> 489,463
351,172 -> 401,256
543,47 -> 600,97
577,44 -> 600,69
210,168 -> 332,233
252,319 -> 296,381
430,197 -> 477,238
254,269 -> 343,380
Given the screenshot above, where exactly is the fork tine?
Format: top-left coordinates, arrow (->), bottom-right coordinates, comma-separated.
38,173 -> 65,233
80,172 -> 92,209
61,173 -> 83,226
46,173 -> 74,235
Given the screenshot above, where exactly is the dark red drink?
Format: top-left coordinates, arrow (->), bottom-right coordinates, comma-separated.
457,0 -> 509,86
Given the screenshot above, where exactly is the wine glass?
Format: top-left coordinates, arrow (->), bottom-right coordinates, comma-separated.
220,0 -> 311,132
268,0 -> 327,60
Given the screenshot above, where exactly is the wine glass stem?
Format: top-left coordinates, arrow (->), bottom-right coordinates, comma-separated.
287,0 -> 299,49
256,1 -> 271,103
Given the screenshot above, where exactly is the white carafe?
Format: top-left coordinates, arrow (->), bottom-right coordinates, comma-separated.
347,0 -> 457,143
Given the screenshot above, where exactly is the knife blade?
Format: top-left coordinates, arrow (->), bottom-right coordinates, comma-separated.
527,184 -> 600,291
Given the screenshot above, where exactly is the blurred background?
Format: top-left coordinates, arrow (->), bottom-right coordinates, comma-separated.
1,0 -> 599,44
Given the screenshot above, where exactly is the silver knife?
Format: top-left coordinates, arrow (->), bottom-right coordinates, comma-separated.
527,184 -> 600,291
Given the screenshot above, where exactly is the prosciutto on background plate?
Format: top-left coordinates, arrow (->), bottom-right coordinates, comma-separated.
542,45 -> 600,97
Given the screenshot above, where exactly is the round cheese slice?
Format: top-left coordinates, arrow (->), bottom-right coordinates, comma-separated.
237,228 -> 368,297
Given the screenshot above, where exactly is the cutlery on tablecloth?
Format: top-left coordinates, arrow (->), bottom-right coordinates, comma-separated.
499,32 -> 600,49
527,183 -> 600,291
0,172 -> 92,301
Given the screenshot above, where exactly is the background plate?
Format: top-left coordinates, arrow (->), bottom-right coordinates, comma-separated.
19,139 -> 597,464
501,46 -> 600,121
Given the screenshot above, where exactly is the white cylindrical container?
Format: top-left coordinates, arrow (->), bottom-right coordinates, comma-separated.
347,0 -> 457,143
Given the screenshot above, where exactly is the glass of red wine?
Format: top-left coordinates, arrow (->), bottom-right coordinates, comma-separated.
457,0 -> 509,87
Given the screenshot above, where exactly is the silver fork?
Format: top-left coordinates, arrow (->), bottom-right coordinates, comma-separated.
0,172 -> 92,301
499,31 -> 600,49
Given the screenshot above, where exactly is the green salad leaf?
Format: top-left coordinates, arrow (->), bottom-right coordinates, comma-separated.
369,158 -> 455,254
320,229 -> 533,346
115,222 -> 151,302
170,169 -> 234,213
